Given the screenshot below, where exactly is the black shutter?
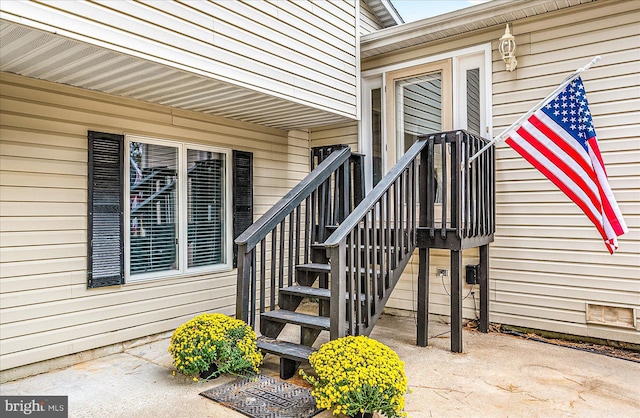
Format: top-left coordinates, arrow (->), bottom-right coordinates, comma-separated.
232,150 -> 253,267
88,131 -> 125,288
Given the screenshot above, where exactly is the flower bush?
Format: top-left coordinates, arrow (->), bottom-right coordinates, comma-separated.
168,313 -> 263,379
300,335 -> 408,417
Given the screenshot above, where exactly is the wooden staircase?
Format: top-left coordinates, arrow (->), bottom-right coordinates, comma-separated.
235,131 -> 495,379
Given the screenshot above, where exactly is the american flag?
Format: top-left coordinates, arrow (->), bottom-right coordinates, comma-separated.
504,76 -> 627,254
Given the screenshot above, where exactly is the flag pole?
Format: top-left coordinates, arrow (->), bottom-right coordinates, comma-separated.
467,56 -> 601,167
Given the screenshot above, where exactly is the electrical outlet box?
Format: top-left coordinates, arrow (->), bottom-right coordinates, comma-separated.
436,268 -> 448,277
465,265 -> 479,285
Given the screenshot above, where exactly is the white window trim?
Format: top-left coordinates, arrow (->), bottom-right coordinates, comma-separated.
360,76 -> 384,192
454,51 -> 490,137
359,43 -> 493,158
124,135 -> 233,283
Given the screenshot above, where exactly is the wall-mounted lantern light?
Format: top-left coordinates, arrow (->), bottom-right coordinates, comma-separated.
499,24 -> 517,72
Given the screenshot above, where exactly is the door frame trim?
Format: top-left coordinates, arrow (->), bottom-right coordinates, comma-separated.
384,59 -> 453,167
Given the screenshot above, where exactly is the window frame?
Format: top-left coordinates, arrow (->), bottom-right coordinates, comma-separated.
385,59 -> 453,169
124,135 -> 233,283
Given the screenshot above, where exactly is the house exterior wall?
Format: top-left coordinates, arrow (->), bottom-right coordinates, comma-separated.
0,0 -> 358,120
0,72 -> 310,372
362,0 -> 640,343
310,122 -> 359,153
360,0 -> 385,35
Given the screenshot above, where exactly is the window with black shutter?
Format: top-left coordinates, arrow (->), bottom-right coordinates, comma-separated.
87,131 -> 125,288
88,131 -> 251,286
232,150 -> 253,267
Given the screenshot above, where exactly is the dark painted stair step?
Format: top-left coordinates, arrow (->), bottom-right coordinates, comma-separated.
261,310 -> 330,330
295,263 -> 330,273
280,285 -> 367,302
296,263 -> 380,275
295,263 -> 330,286
279,285 -> 330,300
257,336 -> 316,363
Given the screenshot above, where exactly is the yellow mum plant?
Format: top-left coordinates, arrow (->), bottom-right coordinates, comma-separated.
168,313 -> 263,379
300,335 -> 408,417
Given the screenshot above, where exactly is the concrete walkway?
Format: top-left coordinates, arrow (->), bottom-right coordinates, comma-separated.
2,314 -> 639,417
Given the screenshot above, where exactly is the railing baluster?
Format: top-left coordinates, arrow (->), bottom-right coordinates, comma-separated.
348,230 -> 356,335
279,219 -> 285,289
271,228 -> 277,310
378,199 -> 385,299
453,134 -> 462,239
336,164 -> 344,225
363,211 -> 371,329
343,161 -> 350,222
250,248 -> 256,328
318,180 -> 326,242
385,190 -> 392,290
483,141 -> 490,236
295,205 -> 301,266
288,213 -> 294,286
304,197 -> 310,264
260,238 -> 266,314
441,137 -> 448,239
395,179 -> 401,269
399,172 -> 405,258
355,222 -> 362,334
310,188 -> 317,244
371,204 -> 378,314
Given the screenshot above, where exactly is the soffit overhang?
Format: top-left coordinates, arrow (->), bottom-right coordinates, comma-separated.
365,0 -> 404,27
361,0 -> 596,59
0,20 -> 353,131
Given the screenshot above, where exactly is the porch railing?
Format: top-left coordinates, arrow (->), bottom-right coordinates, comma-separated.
235,147 -> 358,328
323,139 -> 427,339
421,130 -> 495,248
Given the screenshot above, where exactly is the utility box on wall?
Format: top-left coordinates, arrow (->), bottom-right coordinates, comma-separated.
465,264 -> 479,285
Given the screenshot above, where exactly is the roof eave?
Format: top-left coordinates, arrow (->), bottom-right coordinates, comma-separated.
361,0 -> 595,58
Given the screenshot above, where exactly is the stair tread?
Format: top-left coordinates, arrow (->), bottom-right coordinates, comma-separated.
261,310 -> 330,330
280,285 -> 368,302
295,263 -> 330,273
257,336 -> 316,362
279,285 -> 330,299
295,263 -> 381,276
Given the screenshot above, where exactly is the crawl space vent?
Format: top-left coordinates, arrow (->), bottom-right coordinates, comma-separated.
586,304 -> 636,329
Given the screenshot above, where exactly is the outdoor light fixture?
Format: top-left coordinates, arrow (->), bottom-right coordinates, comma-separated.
499,23 -> 517,72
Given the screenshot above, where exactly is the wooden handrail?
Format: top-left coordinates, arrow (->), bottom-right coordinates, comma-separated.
324,139 -> 427,248
235,147 -> 351,251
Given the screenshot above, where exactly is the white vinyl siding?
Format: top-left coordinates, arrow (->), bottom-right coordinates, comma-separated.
365,0 -> 640,344
0,73 -> 310,371
0,0 -> 358,119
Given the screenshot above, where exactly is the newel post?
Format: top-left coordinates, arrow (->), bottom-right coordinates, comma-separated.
328,241 -> 346,339
236,243 -> 251,323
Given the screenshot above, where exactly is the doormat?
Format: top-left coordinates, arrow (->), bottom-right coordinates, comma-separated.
200,374 -> 322,418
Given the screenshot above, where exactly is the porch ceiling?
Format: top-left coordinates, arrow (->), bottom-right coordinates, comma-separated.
361,0 -> 596,58
0,20 -> 352,131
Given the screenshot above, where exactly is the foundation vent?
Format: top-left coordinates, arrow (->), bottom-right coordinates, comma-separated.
586,304 -> 636,329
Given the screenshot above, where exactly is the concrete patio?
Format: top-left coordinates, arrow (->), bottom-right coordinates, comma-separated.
1,313 -> 639,417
